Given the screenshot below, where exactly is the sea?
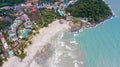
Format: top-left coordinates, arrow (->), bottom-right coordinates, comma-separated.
49,0 -> 120,67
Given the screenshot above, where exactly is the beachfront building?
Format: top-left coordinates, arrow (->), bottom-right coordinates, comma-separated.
8,31 -> 18,42
7,6 -> 33,48
8,17 -> 23,42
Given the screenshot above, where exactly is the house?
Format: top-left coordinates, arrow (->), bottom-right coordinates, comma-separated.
12,41 -> 18,47
22,14 -> 30,22
8,30 -> 18,42
53,5 -> 57,12
30,6 -> 36,13
66,16 -> 72,21
46,5 -> 53,10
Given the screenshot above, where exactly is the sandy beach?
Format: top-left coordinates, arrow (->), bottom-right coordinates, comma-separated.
2,20 -> 70,67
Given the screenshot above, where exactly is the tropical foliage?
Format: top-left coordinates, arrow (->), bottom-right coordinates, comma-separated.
66,0 -> 112,23
0,0 -> 25,7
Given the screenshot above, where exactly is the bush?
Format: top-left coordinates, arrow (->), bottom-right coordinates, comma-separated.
28,41 -> 32,45
0,59 -> 3,66
18,52 -> 26,59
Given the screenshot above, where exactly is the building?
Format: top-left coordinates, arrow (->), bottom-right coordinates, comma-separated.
30,6 -> 37,13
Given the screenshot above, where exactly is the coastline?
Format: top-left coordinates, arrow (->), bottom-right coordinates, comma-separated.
0,0 -> 115,66
70,13 -> 114,33
89,0 -> 115,28
2,20 -> 70,67
1,8 -> 114,67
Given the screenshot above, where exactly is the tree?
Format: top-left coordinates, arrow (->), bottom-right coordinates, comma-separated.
66,0 -> 112,23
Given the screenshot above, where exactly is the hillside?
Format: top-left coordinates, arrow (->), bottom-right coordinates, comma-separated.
66,0 -> 112,23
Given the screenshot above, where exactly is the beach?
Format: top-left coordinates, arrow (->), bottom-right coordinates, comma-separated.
2,20 -> 70,67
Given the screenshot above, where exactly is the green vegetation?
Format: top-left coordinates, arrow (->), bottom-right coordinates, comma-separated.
0,23 -> 5,30
0,9 -> 15,30
0,59 -> 3,66
17,52 -> 26,59
14,41 -> 27,59
38,8 -> 57,27
0,41 -> 2,46
0,20 -> 11,30
14,50 -> 26,59
0,0 -> 25,7
66,0 -> 112,23
17,25 -> 24,36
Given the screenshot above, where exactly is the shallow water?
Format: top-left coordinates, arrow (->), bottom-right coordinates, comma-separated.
45,31 -> 85,67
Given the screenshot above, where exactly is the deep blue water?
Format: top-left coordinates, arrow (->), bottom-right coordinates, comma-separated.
75,0 -> 120,67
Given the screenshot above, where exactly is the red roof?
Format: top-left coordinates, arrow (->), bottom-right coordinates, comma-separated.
12,42 -> 18,47
30,6 -> 36,13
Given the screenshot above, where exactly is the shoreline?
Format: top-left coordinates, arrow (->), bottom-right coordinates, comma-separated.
1,10 -> 114,67
0,0 -> 115,66
70,0 -> 115,32
70,14 -> 114,32
1,15 -> 114,67
2,20 -> 70,67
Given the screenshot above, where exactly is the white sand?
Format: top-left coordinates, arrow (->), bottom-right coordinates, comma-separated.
2,20 -> 70,67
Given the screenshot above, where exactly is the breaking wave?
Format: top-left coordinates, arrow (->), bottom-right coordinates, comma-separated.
46,31 -> 85,67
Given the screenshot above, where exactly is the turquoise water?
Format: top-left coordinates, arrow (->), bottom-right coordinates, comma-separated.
75,0 -> 120,67
51,0 -> 120,66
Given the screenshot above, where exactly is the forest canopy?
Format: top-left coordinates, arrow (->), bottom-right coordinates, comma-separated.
66,0 -> 112,23
0,0 -> 25,7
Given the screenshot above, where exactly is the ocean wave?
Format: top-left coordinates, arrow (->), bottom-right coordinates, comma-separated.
47,31 -> 85,67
